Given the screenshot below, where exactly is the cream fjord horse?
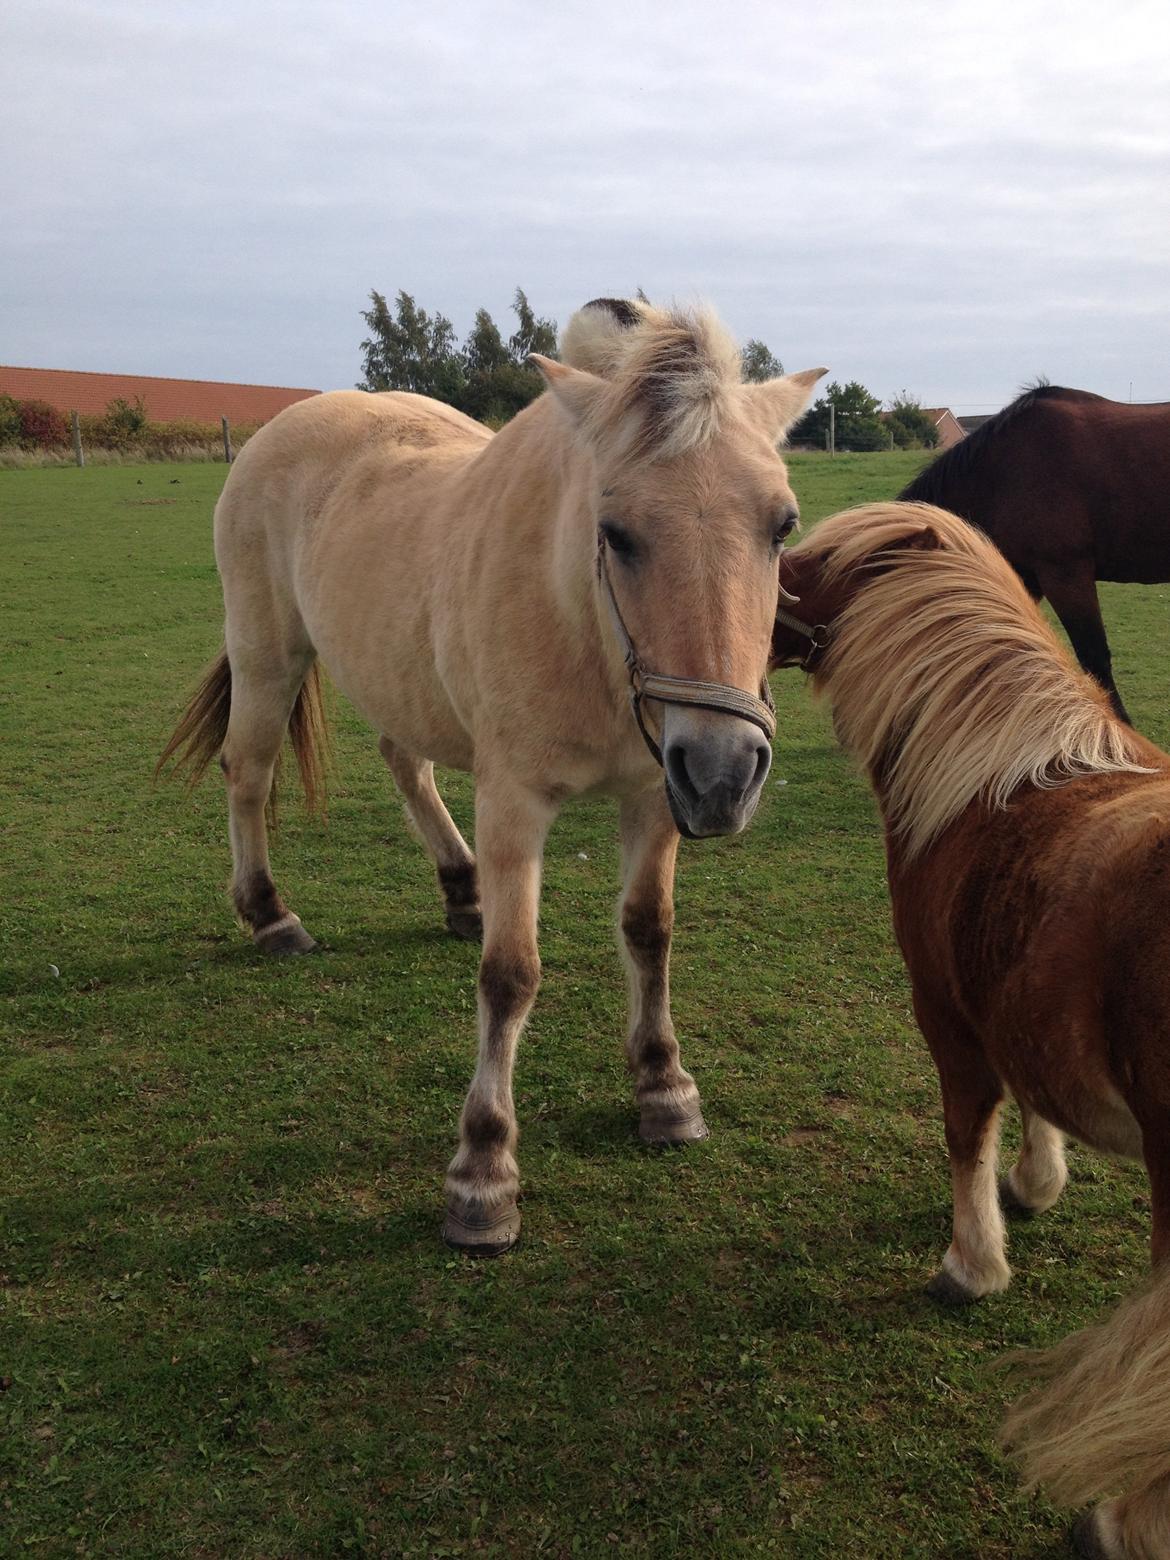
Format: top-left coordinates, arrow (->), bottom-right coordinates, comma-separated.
160,297 -> 826,1253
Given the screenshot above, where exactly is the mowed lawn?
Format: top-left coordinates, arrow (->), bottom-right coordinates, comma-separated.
3,454 -> 1169,1558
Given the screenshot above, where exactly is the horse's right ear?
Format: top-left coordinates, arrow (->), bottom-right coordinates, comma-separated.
530,355 -> 607,431
896,524 -> 943,552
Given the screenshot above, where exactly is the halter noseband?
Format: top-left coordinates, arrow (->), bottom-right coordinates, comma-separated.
596,532 -> 778,768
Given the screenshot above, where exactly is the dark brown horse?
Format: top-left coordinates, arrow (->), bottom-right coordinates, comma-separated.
899,386 -> 1170,723
772,501 -> 1170,1560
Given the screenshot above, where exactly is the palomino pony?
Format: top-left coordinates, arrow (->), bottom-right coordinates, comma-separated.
160,296 -> 825,1254
772,502 -> 1170,1560
900,385 -> 1170,724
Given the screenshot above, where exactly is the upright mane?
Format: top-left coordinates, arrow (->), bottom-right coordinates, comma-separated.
898,384 -> 1107,506
558,296 -> 743,460
796,502 -> 1149,857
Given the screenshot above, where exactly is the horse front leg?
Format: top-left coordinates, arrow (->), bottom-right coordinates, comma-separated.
442,783 -> 554,1255
1001,1100 -> 1067,1216
619,788 -> 707,1144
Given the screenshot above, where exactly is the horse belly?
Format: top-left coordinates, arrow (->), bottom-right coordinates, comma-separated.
296,498 -> 475,771
1011,1068 -> 1144,1161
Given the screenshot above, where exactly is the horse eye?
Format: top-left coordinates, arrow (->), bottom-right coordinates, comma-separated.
600,521 -> 637,561
772,509 -> 799,550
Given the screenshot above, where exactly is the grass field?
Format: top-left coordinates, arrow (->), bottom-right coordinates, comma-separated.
3,454 -> 1169,1557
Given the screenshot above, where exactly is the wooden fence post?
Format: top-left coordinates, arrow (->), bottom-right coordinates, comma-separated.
221,415 -> 233,464
71,410 -> 84,468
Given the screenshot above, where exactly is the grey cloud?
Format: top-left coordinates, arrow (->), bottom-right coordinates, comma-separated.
3,0 -> 1168,408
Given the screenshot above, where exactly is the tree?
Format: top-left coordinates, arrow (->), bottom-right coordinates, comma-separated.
885,392 -> 939,450
741,338 -> 783,383
790,380 -> 886,452
358,287 -> 558,426
462,307 -> 517,423
357,290 -> 466,405
508,288 -> 557,361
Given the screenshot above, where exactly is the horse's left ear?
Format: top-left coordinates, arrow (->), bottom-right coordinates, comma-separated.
529,354 -> 607,431
743,366 -> 829,442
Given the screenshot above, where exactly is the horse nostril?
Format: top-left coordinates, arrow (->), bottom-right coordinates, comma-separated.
751,738 -> 772,791
664,741 -> 699,805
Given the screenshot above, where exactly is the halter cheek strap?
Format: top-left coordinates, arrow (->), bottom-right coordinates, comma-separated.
774,605 -> 831,671
596,535 -> 778,768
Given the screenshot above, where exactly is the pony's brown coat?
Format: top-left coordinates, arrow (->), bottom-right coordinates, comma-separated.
773,502 -> 1170,1555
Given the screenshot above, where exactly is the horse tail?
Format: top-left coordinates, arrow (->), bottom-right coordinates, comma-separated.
156,651 -> 331,820
286,660 -> 330,817
155,647 -> 232,788
1001,1263 -> 1170,1544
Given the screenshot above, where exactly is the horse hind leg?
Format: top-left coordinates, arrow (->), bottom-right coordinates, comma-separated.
223,649 -> 320,955
1001,1102 -> 1067,1216
1074,1483 -> 1170,1560
913,994 -> 1011,1302
378,738 -> 481,941
1037,560 -> 1131,723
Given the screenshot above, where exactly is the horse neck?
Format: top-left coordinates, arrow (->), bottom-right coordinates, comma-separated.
472,397 -> 623,683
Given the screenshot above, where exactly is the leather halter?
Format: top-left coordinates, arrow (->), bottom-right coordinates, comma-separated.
774,605 -> 831,671
596,533 -> 778,767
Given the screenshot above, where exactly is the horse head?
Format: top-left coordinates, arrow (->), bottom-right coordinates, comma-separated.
534,297 -> 826,837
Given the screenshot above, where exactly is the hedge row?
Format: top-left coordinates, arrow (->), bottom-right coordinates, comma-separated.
0,395 -> 262,457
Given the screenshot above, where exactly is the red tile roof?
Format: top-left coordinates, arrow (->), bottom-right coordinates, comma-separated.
0,366 -> 320,426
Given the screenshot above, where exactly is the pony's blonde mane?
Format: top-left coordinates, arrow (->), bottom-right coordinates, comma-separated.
559,297 -> 742,461
795,502 -> 1150,858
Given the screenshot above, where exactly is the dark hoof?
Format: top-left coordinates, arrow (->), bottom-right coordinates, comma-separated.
998,1175 -> 1037,1218
1072,1508 -> 1124,1560
445,907 -> 483,943
925,1268 -> 979,1306
442,1200 -> 521,1256
639,1107 -> 710,1146
254,914 -> 318,956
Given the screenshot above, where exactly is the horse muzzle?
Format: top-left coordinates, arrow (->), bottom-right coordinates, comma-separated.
661,708 -> 773,838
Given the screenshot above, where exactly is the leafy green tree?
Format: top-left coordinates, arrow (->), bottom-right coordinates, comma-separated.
741,339 -> 783,383
357,290 -> 466,404
885,392 -> 939,450
462,308 -> 519,423
791,380 -> 887,451
358,287 -> 558,426
508,288 -> 558,360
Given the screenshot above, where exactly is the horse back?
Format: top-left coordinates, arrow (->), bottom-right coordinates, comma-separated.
901,392 -> 1170,584
216,390 -> 490,536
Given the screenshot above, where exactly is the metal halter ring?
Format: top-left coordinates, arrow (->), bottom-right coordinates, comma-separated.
774,605 -> 831,671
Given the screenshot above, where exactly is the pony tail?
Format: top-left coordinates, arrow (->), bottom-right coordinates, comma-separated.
155,648 -> 232,788
156,652 -> 331,823
1001,1264 -> 1170,1551
286,661 -> 330,818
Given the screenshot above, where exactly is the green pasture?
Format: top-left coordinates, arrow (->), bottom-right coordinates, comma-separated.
3,455 -> 1168,1557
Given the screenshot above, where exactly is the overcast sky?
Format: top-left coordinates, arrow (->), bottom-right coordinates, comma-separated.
5,0 -> 1168,411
